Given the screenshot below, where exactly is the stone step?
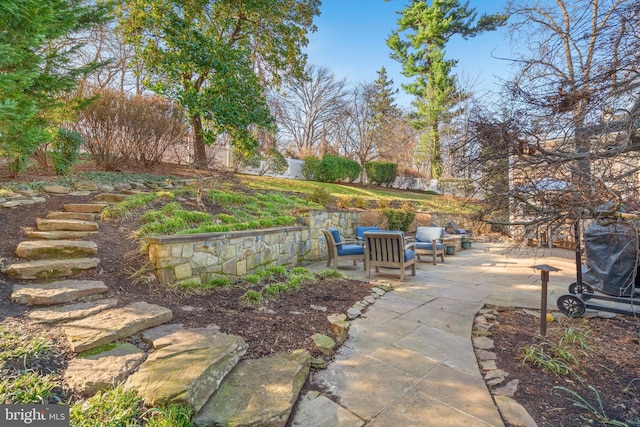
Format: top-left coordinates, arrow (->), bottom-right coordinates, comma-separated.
28,298 -> 118,323
36,218 -> 99,232
46,211 -> 97,221
11,280 -> 108,306
65,342 -> 146,397
194,349 -> 311,427
125,325 -> 247,412
93,193 -> 127,203
43,185 -> 72,194
1,257 -> 100,280
62,302 -> 173,353
63,203 -> 109,213
15,240 -> 98,260
26,230 -> 98,240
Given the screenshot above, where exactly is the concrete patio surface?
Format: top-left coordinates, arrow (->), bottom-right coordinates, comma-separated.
291,242 -> 579,426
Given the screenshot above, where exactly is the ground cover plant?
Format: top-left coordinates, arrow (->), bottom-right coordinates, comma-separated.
488,309 -> 640,426
0,163 -> 638,425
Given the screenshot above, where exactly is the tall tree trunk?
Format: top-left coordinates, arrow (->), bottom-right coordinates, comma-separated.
191,114 -> 207,167
430,122 -> 442,179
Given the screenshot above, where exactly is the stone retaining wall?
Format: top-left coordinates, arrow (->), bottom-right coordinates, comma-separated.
145,210 -> 486,285
145,211 -> 362,285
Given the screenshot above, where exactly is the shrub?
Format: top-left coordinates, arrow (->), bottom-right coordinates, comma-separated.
302,155 -> 361,183
50,128 -> 84,175
307,187 -> 332,206
365,161 -> 398,186
383,208 -> 416,232
353,196 -> 368,209
316,155 -> 361,183
261,147 -> 289,176
75,89 -> 189,170
301,155 -> 321,180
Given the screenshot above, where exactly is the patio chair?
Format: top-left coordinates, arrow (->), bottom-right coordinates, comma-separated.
355,226 -> 380,242
363,231 -> 416,280
322,228 -> 365,270
414,226 -> 446,265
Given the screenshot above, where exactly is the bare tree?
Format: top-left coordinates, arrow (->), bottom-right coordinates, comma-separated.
272,65 -> 348,157
468,0 -> 640,242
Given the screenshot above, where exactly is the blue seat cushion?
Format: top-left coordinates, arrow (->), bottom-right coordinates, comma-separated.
404,250 -> 415,262
337,244 -> 365,256
415,242 -> 445,251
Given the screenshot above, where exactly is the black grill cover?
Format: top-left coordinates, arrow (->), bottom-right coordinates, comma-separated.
582,221 -> 639,296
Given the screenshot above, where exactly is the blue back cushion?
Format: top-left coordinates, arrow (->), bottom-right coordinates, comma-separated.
355,226 -> 380,241
328,228 -> 342,249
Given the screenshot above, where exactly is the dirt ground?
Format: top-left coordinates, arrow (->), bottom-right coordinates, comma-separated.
489,309 -> 640,426
1,163 -> 639,425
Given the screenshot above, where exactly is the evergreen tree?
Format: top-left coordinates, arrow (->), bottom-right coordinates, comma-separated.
0,0 -> 110,174
387,0 -> 506,179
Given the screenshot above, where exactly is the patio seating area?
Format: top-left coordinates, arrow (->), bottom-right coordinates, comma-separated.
299,242 -> 578,426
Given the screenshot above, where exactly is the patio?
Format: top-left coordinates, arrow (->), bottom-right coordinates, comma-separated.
293,241 -> 578,426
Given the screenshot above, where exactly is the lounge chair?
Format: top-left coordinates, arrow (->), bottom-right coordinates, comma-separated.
414,226 -> 445,265
363,231 -> 416,280
322,228 -> 365,270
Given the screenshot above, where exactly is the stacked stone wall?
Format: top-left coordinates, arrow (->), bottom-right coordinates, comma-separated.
145,211 -> 362,285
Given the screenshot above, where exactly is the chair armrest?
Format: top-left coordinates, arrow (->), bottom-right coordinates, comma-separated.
405,237 -> 416,242
405,242 -> 416,250
342,238 -> 363,246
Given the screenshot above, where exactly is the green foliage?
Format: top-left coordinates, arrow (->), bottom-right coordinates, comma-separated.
521,343 -> 577,377
353,196 -> 368,209
235,147 -> 289,176
217,213 -> 237,224
103,192 -> 166,220
386,0 -> 506,178
261,147 -> 289,176
307,187 -> 333,207
318,269 -> 344,279
50,128 -> 84,175
117,0 -> 320,165
302,156 -> 321,180
315,155 -> 361,183
263,283 -> 289,298
560,327 -> 591,349
242,290 -> 263,307
303,155 -> 361,183
145,404 -> 194,427
552,386 -> 629,427
267,265 -> 287,276
382,208 -> 416,232
0,371 -> 58,404
521,324 -> 595,379
244,274 -> 261,284
365,161 -> 398,186
70,386 -> 142,427
0,327 -> 53,362
0,0 -> 110,174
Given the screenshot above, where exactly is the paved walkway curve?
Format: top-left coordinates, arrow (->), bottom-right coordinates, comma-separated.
295,243 -> 578,426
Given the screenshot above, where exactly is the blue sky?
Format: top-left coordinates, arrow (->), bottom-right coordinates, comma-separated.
305,0 -> 513,107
